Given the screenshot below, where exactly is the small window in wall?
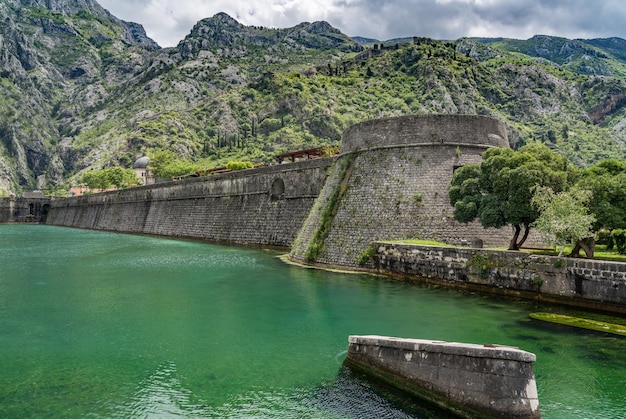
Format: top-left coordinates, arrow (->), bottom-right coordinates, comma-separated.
270,178 -> 285,201
29,203 -> 34,215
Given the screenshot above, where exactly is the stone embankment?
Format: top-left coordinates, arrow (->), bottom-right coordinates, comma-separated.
374,242 -> 626,314
344,335 -> 540,419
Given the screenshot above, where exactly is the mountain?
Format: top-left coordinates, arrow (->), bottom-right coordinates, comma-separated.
0,0 -> 625,195
475,35 -> 626,76
0,0 -> 158,190
351,36 -> 380,45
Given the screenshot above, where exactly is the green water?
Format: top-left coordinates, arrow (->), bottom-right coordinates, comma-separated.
1,225 -> 625,418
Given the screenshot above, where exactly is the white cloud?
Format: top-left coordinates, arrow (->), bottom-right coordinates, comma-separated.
98,0 -> 626,48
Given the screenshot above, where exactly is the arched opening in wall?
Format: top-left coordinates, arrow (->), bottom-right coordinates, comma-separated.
270,178 -> 285,201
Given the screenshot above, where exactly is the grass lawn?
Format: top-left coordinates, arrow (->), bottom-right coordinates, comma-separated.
385,240 -> 626,263
524,244 -> 626,263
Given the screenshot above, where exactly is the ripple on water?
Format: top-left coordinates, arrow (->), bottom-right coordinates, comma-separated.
110,364 -> 436,419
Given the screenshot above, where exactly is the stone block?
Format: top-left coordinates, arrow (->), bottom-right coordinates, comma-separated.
345,336 -> 539,419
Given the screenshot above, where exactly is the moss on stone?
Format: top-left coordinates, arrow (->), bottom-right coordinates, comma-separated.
530,312 -> 626,336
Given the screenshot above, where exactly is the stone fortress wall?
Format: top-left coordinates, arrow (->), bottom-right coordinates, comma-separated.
290,114 -> 511,267
46,158 -> 333,247
0,195 -> 50,223
45,115 -> 512,258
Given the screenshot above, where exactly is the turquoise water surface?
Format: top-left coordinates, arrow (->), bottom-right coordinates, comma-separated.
1,225 -> 625,418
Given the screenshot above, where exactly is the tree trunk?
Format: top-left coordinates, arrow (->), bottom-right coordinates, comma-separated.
509,225 -> 521,250
570,237 -> 595,259
517,225 -> 531,248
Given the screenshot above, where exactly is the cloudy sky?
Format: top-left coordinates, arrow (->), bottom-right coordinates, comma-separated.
97,0 -> 626,48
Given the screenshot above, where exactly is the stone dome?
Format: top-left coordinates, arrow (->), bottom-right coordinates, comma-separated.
133,156 -> 150,169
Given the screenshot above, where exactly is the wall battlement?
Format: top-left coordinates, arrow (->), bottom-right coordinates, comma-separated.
341,114 -> 508,154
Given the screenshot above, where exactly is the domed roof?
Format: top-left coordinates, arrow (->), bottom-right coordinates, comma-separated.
133,156 -> 150,169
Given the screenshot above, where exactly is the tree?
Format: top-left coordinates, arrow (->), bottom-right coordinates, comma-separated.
82,170 -> 111,191
576,159 -> 626,231
569,159 -> 626,256
82,167 -> 140,191
105,167 -> 141,189
531,187 -> 596,257
148,150 -> 201,179
148,150 -> 177,178
449,144 -> 570,250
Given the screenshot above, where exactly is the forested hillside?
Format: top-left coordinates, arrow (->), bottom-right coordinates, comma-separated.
0,0 -> 625,194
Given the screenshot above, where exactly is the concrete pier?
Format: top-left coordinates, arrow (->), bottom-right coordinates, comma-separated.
344,335 -> 540,419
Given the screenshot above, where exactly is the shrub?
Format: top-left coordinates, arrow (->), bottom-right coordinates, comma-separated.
357,244 -> 376,266
612,229 -> 626,254
596,229 -> 613,249
226,161 -> 254,171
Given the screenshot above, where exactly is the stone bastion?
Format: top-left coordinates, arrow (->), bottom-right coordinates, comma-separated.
340,114 -> 509,154
290,114 -> 512,267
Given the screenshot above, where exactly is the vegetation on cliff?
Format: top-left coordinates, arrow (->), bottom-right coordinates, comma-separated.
0,1 -> 625,194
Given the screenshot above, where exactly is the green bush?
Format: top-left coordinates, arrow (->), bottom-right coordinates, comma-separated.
612,229 -> 626,254
357,244 -> 376,266
596,229 -> 613,249
226,161 -> 254,171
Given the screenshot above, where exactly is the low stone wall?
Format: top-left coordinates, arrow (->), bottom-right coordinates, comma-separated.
374,242 -> 626,314
344,335 -> 539,419
46,159 -> 332,247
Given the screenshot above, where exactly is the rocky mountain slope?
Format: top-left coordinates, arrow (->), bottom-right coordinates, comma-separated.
0,0 -> 625,194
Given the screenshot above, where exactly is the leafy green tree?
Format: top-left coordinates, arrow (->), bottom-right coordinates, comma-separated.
82,167 -> 140,191
449,144 -> 570,250
148,150 -> 177,178
576,159 -> 626,231
105,167 -> 141,189
158,160 -> 201,179
568,159 -> 626,256
147,150 -> 201,179
82,170 -> 111,191
531,187 -> 596,257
